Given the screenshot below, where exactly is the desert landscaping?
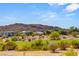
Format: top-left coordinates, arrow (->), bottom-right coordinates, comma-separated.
0,3 -> 79,56
0,24 -> 79,56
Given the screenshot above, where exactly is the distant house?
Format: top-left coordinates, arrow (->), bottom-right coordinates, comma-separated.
0,31 -> 17,37
34,32 -> 43,35
21,31 -> 33,35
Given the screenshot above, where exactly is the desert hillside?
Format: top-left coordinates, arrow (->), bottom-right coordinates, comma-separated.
0,23 -> 61,32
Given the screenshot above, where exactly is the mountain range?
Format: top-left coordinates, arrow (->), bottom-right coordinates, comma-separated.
0,23 -> 62,32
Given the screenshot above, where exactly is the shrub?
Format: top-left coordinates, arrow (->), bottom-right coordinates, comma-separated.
11,36 -> 17,41
43,30 -> 51,35
3,42 -> 17,50
31,40 -> 49,50
59,40 -> 68,50
15,46 -> 28,51
0,43 -> 4,51
41,40 -> 49,50
72,32 -> 78,37
41,45 -> 48,50
15,43 -> 31,51
15,41 -> 32,51
59,30 -> 68,35
72,40 -> 79,49
31,40 -> 44,50
61,46 -> 77,56
49,31 -> 60,40
4,39 -> 10,42
48,42 -> 58,53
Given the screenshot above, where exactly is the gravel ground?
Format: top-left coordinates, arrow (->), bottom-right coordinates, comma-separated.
0,49 -> 78,56
0,51 -> 62,56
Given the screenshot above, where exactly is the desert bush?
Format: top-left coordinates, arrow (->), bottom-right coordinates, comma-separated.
72,32 -> 78,37
31,40 -> 43,50
31,40 -> 49,50
41,45 -> 48,50
59,40 -> 68,50
3,42 -> 17,50
41,40 -> 49,50
15,46 -> 28,51
15,41 -> 33,51
72,40 -> 79,49
48,42 -> 58,53
61,46 -> 77,56
14,40 -> 52,51
59,29 -> 68,35
49,31 -> 60,40
43,30 -> 51,35
11,36 -> 17,41
0,43 -> 4,51
5,39 -> 10,42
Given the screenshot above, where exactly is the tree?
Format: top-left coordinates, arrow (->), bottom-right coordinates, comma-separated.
59,29 -> 68,35
49,31 -> 60,40
28,32 -> 34,36
15,32 -> 25,36
69,26 -> 79,34
72,31 -> 79,37
43,30 -> 51,35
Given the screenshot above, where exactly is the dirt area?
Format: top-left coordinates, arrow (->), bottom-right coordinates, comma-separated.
0,50 -> 76,56
0,51 -> 59,56
0,49 -> 79,56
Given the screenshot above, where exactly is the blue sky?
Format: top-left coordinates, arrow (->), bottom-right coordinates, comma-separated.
0,3 -> 79,28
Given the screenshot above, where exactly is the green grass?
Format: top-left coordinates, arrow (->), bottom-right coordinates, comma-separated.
15,42 -> 27,47
14,39 -> 79,49
1,38 -> 79,51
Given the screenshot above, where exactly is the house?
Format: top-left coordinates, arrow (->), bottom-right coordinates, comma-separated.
21,31 -> 33,35
0,31 -> 17,37
34,32 -> 43,35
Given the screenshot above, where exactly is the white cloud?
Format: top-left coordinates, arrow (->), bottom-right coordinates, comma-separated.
39,12 -> 57,21
58,3 -> 67,5
48,3 -> 67,6
48,3 -> 55,6
65,4 -> 79,12
48,3 -> 79,12
65,13 -> 75,16
4,16 -> 17,20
